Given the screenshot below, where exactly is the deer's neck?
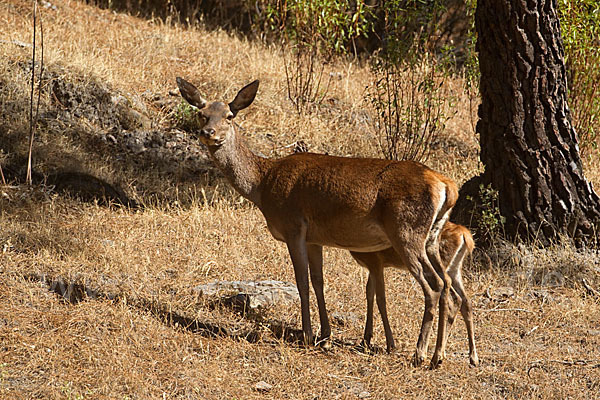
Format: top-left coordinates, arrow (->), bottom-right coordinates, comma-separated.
208,131 -> 271,207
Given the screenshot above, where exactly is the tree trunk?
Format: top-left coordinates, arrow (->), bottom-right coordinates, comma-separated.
473,0 -> 600,246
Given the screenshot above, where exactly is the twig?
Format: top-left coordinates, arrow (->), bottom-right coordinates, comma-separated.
477,307 -> 534,313
26,0 -> 37,185
521,325 -> 538,337
327,373 -> 361,381
582,277 -> 600,297
527,361 -> 547,378
528,359 -> 600,377
549,359 -> 600,368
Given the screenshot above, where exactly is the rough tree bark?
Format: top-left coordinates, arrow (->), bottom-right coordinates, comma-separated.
464,0 -> 600,246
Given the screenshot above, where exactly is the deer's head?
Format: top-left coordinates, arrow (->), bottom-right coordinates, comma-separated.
176,77 -> 259,147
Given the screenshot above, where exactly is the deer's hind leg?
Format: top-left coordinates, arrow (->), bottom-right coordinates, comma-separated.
425,212 -> 453,368
449,266 -> 479,366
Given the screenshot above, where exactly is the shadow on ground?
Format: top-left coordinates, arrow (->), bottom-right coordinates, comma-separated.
23,272 -> 361,351
0,60 -> 217,207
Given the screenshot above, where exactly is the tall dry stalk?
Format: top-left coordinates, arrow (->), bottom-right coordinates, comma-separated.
283,43 -> 331,114
26,0 -> 44,185
368,55 -> 451,163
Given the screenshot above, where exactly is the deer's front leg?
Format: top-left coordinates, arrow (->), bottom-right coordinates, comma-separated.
363,272 -> 375,348
286,233 -> 313,346
372,265 -> 395,353
307,244 -> 331,343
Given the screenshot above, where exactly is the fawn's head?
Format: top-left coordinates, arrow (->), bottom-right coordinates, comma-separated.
176,77 -> 259,147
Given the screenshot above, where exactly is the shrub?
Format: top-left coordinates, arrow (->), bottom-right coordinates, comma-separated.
367,54 -> 453,162
558,0 -> 600,156
367,0 -> 455,162
264,0 -> 373,114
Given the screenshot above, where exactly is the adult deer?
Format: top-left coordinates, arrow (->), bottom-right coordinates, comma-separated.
176,77 -> 458,368
352,221 -> 479,366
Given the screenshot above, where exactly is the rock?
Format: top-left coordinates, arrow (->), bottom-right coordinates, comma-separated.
487,286 -> 515,300
194,280 -> 300,309
540,270 -> 565,287
331,311 -> 360,327
254,381 -> 273,392
349,383 -> 370,399
529,289 -> 555,303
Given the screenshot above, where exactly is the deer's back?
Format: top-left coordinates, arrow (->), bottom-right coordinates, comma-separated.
257,153 -> 451,250
261,152 -> 448,212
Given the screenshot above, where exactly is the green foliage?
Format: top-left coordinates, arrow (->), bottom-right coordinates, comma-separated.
467,184 -> 506,240
377,0 -> 447,64
264,0 -> 373,56
174,101 -> 205,132
263,1 -> 373,113
461,0 -> 479,90
261,1 -> 461,117
61,381 -> 85,400
558,0 -> 600,156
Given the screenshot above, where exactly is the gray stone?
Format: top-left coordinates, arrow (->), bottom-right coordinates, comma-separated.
331,311 -> 360,327
194,280 -> 299,309
254,381 -> 273,392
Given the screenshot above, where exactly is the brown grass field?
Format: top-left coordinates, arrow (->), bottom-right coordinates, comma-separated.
1,0 -> 600,398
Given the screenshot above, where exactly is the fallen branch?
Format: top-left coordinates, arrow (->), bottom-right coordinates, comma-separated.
582,277 -> 600,297
528,359 -> 600,377
549,359 -> 600,368
477,307 -> 534,313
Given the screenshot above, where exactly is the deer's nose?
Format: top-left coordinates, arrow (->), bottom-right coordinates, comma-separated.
201,127 -> 215,137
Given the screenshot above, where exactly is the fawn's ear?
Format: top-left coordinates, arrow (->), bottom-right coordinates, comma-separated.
176,77 -> 207,109
229,80 -> 259,116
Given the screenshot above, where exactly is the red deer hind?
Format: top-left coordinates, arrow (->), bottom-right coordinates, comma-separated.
176,77 -> 461,368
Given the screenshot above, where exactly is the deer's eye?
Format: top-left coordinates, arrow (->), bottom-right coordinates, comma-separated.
226,113 -> 234,120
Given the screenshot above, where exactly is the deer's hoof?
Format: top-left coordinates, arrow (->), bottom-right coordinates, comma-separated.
316,336 -> 332,351
412,352 -> 425,368
430,354 -> 443,369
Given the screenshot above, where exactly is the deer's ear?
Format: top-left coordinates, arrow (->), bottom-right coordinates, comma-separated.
176,77 -> 207,109
229,80 -> 259,116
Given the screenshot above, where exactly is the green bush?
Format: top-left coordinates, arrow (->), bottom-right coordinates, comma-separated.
265,0 -> 373,56
174,101 -> 205,132
558,0 -> 600,156
466,184 -> 506,241
263,1 -> 373,113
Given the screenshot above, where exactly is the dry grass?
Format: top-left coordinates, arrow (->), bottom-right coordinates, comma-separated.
1,0 -> 600,399
1,193 -> 599,399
